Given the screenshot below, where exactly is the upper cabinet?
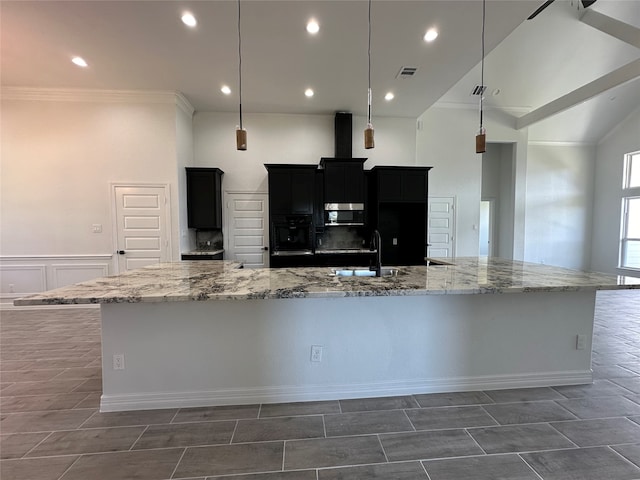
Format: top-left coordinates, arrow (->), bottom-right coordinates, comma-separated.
372,166 -> 432,203
320,158 -> 367,205
186,167 -> 224,229
265,164 -> 317,215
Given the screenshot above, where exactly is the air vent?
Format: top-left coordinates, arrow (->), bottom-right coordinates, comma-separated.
396,66 -> 418,78
470,85 -> 487,96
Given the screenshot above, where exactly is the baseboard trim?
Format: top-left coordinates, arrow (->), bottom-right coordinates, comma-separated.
100,370 -> 593,412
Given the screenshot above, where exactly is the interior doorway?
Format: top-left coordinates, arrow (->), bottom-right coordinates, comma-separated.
112,184 -> 171,273
479,199 -> 495,256
480,143 -> 516,259
224,192 -> 270,268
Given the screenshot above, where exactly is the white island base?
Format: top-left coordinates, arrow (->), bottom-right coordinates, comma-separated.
100,291 -> 594,412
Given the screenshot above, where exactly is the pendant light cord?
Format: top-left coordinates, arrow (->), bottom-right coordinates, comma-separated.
367,0 -> 372,126
480,0 -> 485,130
238,0 -> 243,130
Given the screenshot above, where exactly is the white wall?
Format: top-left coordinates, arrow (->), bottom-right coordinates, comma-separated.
417,106 -> 528,258
193,112 -> 417,193
524,144 -> 596,270
591,106 -> 640,274
0,90 -> 190,296
175,102 -> 195,253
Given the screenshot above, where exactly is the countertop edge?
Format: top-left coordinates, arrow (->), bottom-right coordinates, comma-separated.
13,284 -> 640,306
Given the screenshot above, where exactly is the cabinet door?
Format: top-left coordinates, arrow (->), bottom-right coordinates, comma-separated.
324,164 -> 346,203
268,168 -> 315,215
324,161 -> 365,204
314,171 -> 324,228
402,171 -> 427,202
291,171 -> 315,214
377,170 -> 402,202
187,169 -> 222,228
344,162 -> 364,202
268,171 -> 292,215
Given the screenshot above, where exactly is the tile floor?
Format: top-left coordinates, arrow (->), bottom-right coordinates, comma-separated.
1,290 -> 640,479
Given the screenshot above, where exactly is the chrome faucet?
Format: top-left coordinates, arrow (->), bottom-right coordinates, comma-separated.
370,229 -> 382,277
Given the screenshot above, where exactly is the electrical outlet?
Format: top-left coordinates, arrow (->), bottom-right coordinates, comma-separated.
392,238 -> 398,246
92,224 -> 102,233
310,345 -> 323,362
576,334 -> 586,350
113,354 -> 125,370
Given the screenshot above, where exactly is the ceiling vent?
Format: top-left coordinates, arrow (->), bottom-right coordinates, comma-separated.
396,66 -> 418,79
470,85 -> 487,96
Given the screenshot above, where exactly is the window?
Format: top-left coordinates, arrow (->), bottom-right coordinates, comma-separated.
624,151 -> 640,188
620,152 -> 640,270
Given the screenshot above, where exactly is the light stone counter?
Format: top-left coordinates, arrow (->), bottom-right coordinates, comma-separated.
16,258 -> 638,412
14,257 -> 640,306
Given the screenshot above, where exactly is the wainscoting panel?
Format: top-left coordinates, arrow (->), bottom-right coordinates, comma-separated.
51,263 -> 110,290
0,255 -> 113,303
0,265 -> 46,295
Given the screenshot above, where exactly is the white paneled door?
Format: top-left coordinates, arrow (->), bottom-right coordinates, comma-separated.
427,196 -> 456,258
113,185 -> 170,273
225,192 -> 269,268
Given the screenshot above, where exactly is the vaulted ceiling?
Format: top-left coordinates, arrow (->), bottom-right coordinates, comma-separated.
2,0 -> 639,144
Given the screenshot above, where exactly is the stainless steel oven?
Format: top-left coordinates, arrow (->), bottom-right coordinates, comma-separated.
271,215 -> 313,254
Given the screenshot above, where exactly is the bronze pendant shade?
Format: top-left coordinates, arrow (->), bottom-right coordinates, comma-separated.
236,127 -> 247,151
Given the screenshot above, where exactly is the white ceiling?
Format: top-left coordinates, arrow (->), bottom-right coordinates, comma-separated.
2,0 -> 639,143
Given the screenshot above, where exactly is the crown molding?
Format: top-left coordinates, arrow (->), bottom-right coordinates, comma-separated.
175,92 -> 195,117
528,140 -> 597,147
433,101 -> 532,115
1,87 -> 195,114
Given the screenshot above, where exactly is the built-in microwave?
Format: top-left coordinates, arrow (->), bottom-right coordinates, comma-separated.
324,203 -> 365,226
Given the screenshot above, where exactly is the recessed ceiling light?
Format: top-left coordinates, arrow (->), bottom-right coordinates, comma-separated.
384,92 -> 395,101
305,88 -> 314,98
181,12 -> 197,28
423,28 -> 438,42
221,85 -> 231,95
306,20 -> 320,34
71,56 -> 88,67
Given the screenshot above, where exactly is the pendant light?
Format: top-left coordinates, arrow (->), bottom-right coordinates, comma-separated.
364,0 -> 375,149
475,0 -> 487,154
236,0 -> 247,151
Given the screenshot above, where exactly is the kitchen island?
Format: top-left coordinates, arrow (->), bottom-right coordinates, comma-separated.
15,258 -> 640,412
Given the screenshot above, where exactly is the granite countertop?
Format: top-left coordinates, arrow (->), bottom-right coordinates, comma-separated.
183,249 -> 224,256
14,258 -> 640,306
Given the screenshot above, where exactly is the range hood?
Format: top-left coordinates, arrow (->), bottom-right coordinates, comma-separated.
334,112 -> 352,158
319,112 -> 368,213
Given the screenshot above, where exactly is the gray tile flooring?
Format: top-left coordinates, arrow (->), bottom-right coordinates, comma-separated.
0,289 -> 639,479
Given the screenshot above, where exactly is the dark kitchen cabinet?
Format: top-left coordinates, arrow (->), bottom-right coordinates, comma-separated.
265,164 -> 317,215
314,170 -> 325,230
186,167 -> 224,229
369,166 -> 432,266
320,158 -> 367,205
373,166 -> 430,203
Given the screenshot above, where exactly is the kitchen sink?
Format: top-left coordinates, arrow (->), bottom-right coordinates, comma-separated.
425,258 -> 455,266
330,268 -> 399,277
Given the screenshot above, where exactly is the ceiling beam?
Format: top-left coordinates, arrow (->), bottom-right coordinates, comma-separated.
580,9 -> 640,49
516,58 -> 640,130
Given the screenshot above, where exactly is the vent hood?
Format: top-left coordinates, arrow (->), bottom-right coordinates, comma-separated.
334,112 -> 352,158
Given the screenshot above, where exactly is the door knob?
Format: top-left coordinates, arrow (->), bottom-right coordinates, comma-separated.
117,250 -> 125,255
263,246 -> 269,251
